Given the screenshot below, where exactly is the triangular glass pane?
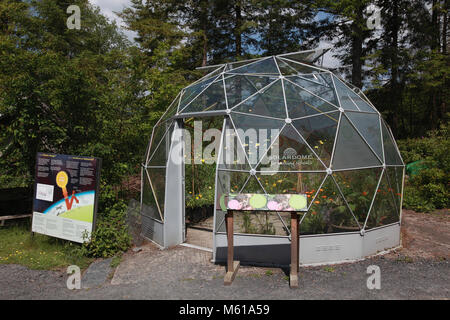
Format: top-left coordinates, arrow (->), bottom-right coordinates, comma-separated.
385,166 -> 404,213
233,80 -> 287,118
284,80 -> 338,119
285,74 -> 339,107
292,112 -> 339,167
276,57 -> 322,75
178,76 -> 219,112
230,57 -> 280,75
334,168 -> 383,226
146,121 -> 172,165
180,77 -> 227,113
365,171 -> 400,229
300,176 -> 360,234
142,169 -> 162,221
333,76 -> 377,112
332,116 -> 382,170
159,97 -> 179,123
230,113 -> 285,167
256,124 -> 326,171
148,122 -> 174,166
240,175 -> 266,194
346,111 -> 383,161
147,168 -> 166,219
225,75 -> 276,108
278,48 -> 329,64
218,125 -> 251,171
381,120 -> 403,165
257,172 -> 326,201
225,59 -> 262,72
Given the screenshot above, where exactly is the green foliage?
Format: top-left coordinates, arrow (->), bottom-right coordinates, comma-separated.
398,121 -> 450,212
80,202 -> 131,258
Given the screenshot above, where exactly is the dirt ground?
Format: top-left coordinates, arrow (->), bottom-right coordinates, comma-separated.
395,209 -> 450,260
0,209 -> 448,300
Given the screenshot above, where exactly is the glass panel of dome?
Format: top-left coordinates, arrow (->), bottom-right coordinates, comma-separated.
229,57 -> 280,75
147,167 -> 166,219
365,170 -> 399,229
292,112 -> 339,167
178,75 -> 219,112
142,169 -> 163,221
230,113 -> 285,167
385,166 -> 404,213
345,111 -> 383,161
225,59 -> 262,72
285,74 -> 339,107
148,122 -> 174,167
180,77 -> 227,114
257,172 -> 326,207
333,168 -> 383,226
381,120 -> 403,165
333,76 -> 377,113
146,121 -> 173,166
218,124 -> 251,171
256,124 -> 326,172
332,115 -> 381,170
232,80 -> 287,118
278,48 -> 329,64
225,75 -> 276,108
300,176 -> 360,234
284,79 -> 338,119
276,57 -> 323,75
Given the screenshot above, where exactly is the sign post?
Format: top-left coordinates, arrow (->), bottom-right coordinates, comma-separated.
31,153 -> 101,243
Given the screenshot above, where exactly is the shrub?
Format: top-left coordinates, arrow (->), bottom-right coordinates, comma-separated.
398,120 -> 450,212
80,201 -> 131,258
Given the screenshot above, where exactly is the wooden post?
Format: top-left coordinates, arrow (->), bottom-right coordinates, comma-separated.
224,210 -> 240,285
290,212 -> 299,288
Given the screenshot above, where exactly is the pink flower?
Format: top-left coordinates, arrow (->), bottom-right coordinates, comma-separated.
267,200 -> 281,211
227,199 -> 242,210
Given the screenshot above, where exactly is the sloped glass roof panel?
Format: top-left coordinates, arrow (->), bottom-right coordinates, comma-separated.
345,111 -> 383,161
381,120 -> 403,165
178,76 -> 219,112
332,116 -> 382,170
232,80 -> 287,119
225,75 -> 276,108
292,112 -> 340,167
179,76 -> 227,114
285,74 -> 339,107
276,57 -> 323,75
284,80 -> 338,119
229,57 -> 280,75
333,76 -> 377,113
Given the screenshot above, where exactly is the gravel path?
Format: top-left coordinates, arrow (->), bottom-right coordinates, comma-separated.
0,210 -> 448,300
0,247 -> 448,300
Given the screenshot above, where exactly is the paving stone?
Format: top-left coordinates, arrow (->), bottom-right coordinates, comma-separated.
82,258 -> 113,289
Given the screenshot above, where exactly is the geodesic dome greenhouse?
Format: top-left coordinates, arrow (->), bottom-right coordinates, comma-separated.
141,49 -> 405,266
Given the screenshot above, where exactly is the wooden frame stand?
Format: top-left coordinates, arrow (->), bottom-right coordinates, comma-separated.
224,211 -> 240,285
224,210 -> 300,288
290,212 -> 299,288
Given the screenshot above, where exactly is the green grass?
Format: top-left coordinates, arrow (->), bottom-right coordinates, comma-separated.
0,222 -> 93,270
110,254 -> 122,268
